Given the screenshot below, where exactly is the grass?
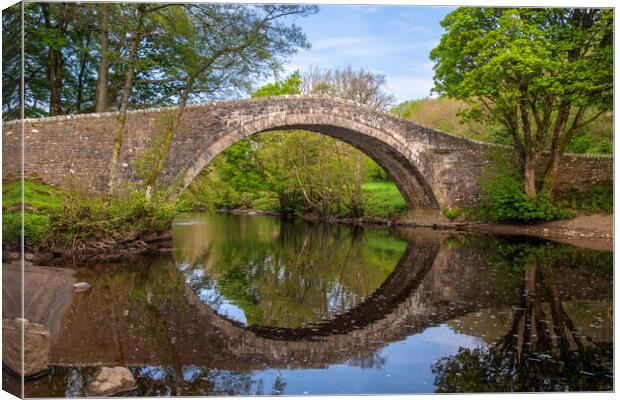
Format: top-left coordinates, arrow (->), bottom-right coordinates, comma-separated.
2,180 -> 62,247
2,179 -> 177,250
2,180 -> 65,213
2,181 -> 63,247
558,184 -> 613,215
362,181 -> 408,218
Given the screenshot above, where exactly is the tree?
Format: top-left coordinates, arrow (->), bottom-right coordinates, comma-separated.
131,4 -> 317,189
2,3 -> 21,121
301,66 -> 396,214
430,8 -> 613,199
302,65 -> 395,110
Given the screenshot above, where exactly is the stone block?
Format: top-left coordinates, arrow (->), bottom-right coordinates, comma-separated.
2,318 -> 50,377
85,367 -> 136,397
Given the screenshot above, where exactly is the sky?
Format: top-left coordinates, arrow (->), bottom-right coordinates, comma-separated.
281,5 -> 455,104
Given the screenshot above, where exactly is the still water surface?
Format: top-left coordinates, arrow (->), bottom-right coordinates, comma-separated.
13,214 -> 614,395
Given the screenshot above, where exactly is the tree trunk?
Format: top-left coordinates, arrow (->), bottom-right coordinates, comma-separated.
108,5 -> 145,191
145,75 -> 194,189
42,4 -> 65,116
523,159 -> 537,199
74,33 -> 91,113
95,4 -> 110,113
539,104 -> 571,198
47,48 -> 64,115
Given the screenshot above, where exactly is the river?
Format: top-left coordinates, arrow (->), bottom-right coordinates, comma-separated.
3,213 -> 613,396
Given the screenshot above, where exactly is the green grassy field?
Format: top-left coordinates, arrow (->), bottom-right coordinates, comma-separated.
361,181 -> 408,218
2,180 -> 64,247
2,180 -> 65,213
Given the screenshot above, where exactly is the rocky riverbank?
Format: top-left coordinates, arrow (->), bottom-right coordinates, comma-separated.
3,231 -> 174,266
298,212 -> 613,252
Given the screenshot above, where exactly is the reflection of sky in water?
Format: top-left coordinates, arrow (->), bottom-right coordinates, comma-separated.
182,265 -> 249,325
172,220 -> 208,226
182,366 -> 206,382
138,366 -> 168,381
126,324 -> 484,395
197,286 -> 248,325
241,324 -> 484,395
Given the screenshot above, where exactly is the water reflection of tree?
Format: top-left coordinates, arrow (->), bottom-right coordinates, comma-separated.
347,351 -> 387,369
432,242 -> 613,392
180,217 -> 407,328
130,367 -> 287,396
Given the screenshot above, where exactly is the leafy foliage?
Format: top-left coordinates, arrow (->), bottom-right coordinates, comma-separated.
2,213 -> 51,247
430,8 -> 613,198
558,184 -> 613,214
442,208 -> 462,220
2,179 -> 176,250
479,173 -> 574,222
49,187 -> 176,248
2,3 -> 316,119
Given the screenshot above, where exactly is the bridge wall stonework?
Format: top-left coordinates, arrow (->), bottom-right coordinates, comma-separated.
2,95 -> 612,210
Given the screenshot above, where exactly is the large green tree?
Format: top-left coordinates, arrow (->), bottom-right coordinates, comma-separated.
430,8 -> 613,199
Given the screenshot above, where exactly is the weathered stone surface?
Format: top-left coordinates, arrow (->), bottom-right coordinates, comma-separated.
2,318 -> 50,377
3,263 -> 76,337
2,95 -> 612,211
85,367 -> 136,397
73,282 -> 92,292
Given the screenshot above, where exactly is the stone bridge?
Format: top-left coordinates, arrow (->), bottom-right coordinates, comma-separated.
2,95 -> 612,211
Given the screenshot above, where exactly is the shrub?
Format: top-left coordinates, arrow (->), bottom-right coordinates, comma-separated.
2,212 -> 51,247
443,207 -> 462,220
480,174 -> 575,223
49,187 -> 177,247
558,184 -> 613,214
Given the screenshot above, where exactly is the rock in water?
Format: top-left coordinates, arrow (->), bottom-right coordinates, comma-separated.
2,318 -> 50,377
73,282 -> 92,292
85,367 -> 136,397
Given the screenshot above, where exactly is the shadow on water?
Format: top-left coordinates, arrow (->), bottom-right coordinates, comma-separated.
3,214 -> 612,396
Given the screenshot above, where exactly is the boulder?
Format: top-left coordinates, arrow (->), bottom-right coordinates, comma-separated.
2,318 -> 50,377
85,367 -> 136,397
73,282 -> 92,292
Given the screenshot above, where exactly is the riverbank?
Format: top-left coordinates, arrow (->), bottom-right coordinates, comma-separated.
470,214 -> 613,251
335,214 -> 613,252
3,209 -> 612,266
2,231 -> 173,266
221,208 -> 613,252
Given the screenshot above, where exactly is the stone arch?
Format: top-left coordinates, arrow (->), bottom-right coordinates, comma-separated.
178,111 -> 440,210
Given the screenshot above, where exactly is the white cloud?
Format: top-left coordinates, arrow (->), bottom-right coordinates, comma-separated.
386,76 -> 437,102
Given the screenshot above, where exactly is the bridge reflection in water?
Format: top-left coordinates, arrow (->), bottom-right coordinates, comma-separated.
8,215 -> 613,396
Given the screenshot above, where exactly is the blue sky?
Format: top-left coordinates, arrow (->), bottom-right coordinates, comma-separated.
281,5 -> 455,103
